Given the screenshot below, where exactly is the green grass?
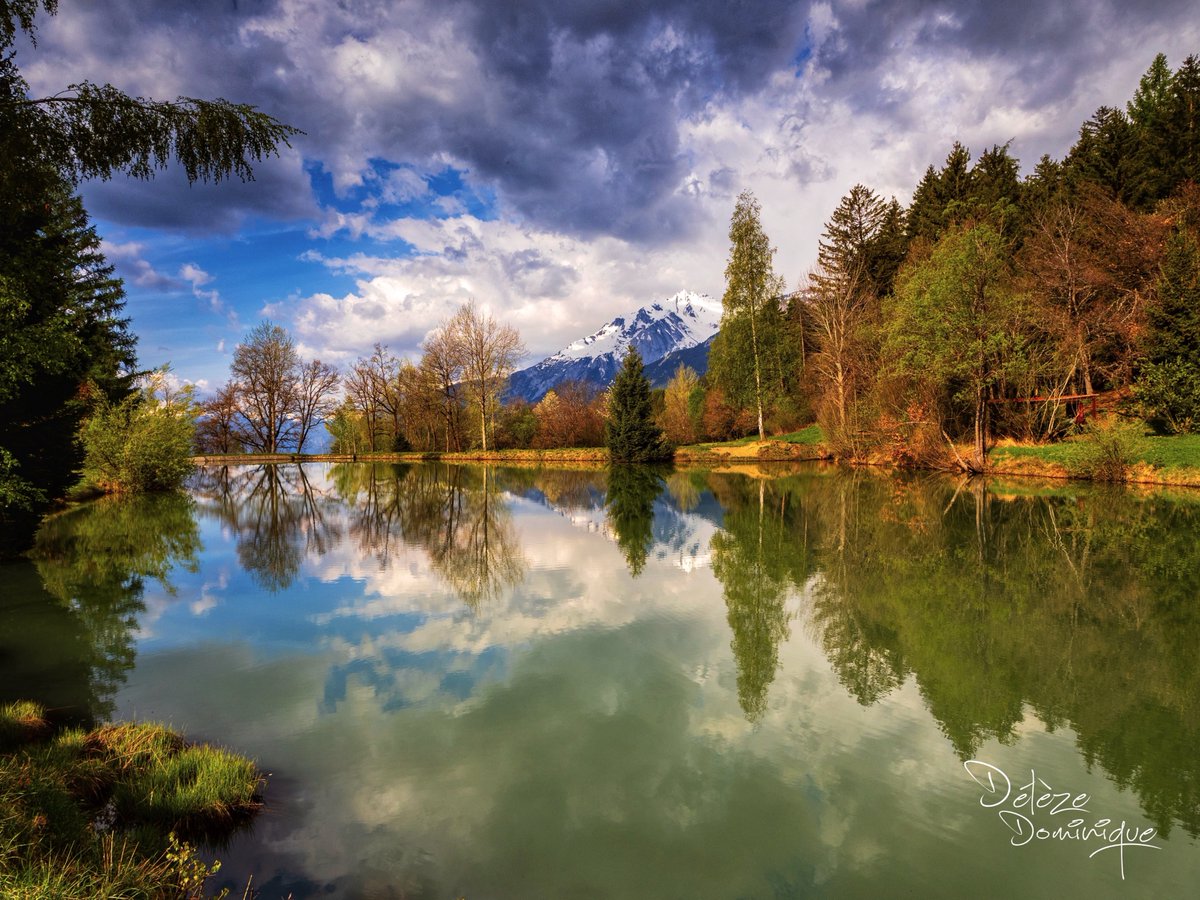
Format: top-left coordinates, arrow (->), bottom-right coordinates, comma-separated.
686,424 -> 827,452
992,431 -> 1200,472
773,425 -> 826,445
0,702 -> 262,899
1136,433 -> 1200,469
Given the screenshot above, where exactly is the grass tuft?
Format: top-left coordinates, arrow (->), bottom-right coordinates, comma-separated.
0,701 -> 51,752
0,708 -> 263,898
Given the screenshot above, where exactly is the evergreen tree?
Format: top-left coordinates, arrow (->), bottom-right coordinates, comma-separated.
1167,55 -> 1200,188
604,465 -> 663,577
969,143 -> 1023,238
906,164 -> 943,243
817,184 -> 888,281
605,348 -> 669,463
864,198 -> 909,298
1125,53 -> 1176,207
1022,154 -> 1066,216
939,141 -> 974,224
1065,106 -> 1138,203
0,180 -> 135,554
1138,227 -> 1200,432
0,1 -> 296,555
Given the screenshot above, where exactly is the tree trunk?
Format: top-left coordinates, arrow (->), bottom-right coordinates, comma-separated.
973,387 -> 987,471
749,301 -> 765,440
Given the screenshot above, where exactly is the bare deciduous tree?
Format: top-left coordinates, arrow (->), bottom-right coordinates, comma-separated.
295,359 -> 340,452
450,300 -> 525,452
230,321 -> 300,453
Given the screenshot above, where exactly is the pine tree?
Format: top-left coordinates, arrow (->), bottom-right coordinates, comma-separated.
1066,106 -> 1138,204
1167,55 -> 1200,188
1144,228 -> 1200,366
0,180 -> 135,554
1138,226 -> 1200,432
605,348 -> 669,463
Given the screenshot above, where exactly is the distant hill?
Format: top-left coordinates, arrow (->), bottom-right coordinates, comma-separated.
507,290 -> 720,403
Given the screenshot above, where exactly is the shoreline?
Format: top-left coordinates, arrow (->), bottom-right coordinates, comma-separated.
190,439 -> 1200,489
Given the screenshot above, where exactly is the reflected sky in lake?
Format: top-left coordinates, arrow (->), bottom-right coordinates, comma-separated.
9,463 -> 1200,898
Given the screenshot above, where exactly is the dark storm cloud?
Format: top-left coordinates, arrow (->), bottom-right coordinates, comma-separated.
81,153 -> 318,234
23,0 -> 1198,240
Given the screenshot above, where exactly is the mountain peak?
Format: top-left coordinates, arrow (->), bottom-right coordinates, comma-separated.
507,290 -> 721,403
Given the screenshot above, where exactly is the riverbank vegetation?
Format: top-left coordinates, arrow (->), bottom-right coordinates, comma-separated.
192,53 -> 1200,481
0,1 -> 295,555
0,701 -> 262,899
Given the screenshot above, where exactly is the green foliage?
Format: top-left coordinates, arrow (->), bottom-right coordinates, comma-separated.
2,3 -> 298,188
1138,359 -> 1200,434
1138,227 -> 1200,433
1066,419 -> 1145,481
712,190 -> 790,439
708,476 -> 815,721
0,180 -> 134,554
79,370 -> 197,493
0,0 -> 296,555
0,702 -> 260,898
605,349 -> 670,463
25,491 -> 199,722
885,223 -> 1023,465
1145,227 -> 1200,364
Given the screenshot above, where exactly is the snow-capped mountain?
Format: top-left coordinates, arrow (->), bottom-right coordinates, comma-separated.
507,290 -> 721,403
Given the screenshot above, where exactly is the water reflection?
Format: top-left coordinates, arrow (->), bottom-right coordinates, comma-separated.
0,493 -> 200,725
801,474 -> 1200,838
193,465 -> 340,592
9,462 -> 1200,893
605,466 -> 665,577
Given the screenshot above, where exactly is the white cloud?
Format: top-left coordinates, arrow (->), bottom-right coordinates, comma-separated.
179,262 -> 238,325
102,239 -> 182,290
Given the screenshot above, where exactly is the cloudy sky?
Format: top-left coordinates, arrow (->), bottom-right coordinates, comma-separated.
16,0 -> 1200,390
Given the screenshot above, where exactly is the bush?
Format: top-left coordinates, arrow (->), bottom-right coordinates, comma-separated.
1066,419 -> 1145,482
79,369 -> 196,493
1137,359 -> 1200,434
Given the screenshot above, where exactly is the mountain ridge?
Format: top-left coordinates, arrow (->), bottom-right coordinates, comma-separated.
507,290 -> 720,403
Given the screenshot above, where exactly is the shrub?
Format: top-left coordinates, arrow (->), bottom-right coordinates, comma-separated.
79,369 -> 196,493
1137,359 -> 1200,434
1066,419 -> 1145,482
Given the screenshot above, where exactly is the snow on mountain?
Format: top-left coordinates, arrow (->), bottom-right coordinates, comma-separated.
507,290 -> 721,403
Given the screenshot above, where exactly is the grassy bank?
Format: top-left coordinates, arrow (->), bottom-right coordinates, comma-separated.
191,423 -> 1200,488
0,702 -> 262,899
989,429 -> 1200,487
195,434 -> 832,469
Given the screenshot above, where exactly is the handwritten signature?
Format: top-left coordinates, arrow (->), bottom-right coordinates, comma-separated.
964,760 -> 1161,880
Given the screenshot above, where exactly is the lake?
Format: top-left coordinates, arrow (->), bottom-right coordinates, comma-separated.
5,461 -> 1200,898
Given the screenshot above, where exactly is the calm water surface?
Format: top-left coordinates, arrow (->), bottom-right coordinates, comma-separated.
5,462 -> 1200,899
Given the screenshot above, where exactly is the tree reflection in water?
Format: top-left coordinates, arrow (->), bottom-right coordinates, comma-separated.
796,473 -> 1200,839
390,463 -> 526,611
707,475 -> 818,722
8,493 -> 201,725
12,461 -> 1200,843
604,465 -> 664,578
192,464 -> 339,592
